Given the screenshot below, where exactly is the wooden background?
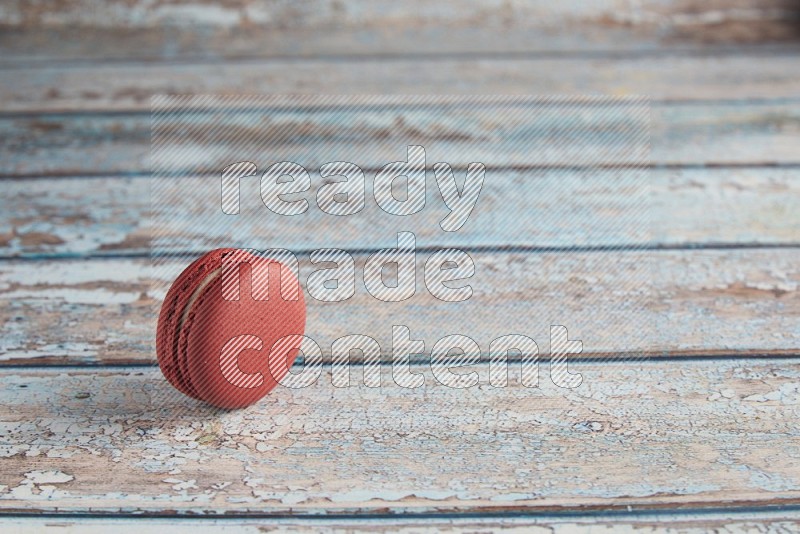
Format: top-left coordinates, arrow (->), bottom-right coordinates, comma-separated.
1,0 -> 800,531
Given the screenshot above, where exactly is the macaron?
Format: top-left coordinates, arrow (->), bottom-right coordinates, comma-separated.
157,248 -> 306,409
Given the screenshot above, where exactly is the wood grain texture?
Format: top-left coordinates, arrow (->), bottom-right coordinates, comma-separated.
2,101 -> 799,178
2,168 -> 798,259
2,0 -> 799,66
3,514 -> 800,533
1,249 -> 797,366
2,53 -> 800,113
3,0 -> 796,32
1,359 -> 799,514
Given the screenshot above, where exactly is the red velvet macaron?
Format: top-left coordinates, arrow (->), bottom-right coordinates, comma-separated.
157,248 -> 306,409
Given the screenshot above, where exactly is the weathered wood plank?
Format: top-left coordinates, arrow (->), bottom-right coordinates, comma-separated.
3,513 -> 800,532
5,30 -> 800,69
1,249 -> 797,365
2,101 -> 799,177
1,359 -> 799,514
2,168 -> 798,258
2,0 -> 798,65
2,53 -> 800,113
4,0 -> 796,33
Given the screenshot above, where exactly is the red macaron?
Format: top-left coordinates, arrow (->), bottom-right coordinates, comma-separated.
156,248 -> 306,409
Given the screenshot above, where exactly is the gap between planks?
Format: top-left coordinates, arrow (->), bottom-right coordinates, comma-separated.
2,507 -> 800,531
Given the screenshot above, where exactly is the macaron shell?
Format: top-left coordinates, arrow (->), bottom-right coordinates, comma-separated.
156,250 -> 230,400
180,252 -> 306,409
170,248 -> 237,401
